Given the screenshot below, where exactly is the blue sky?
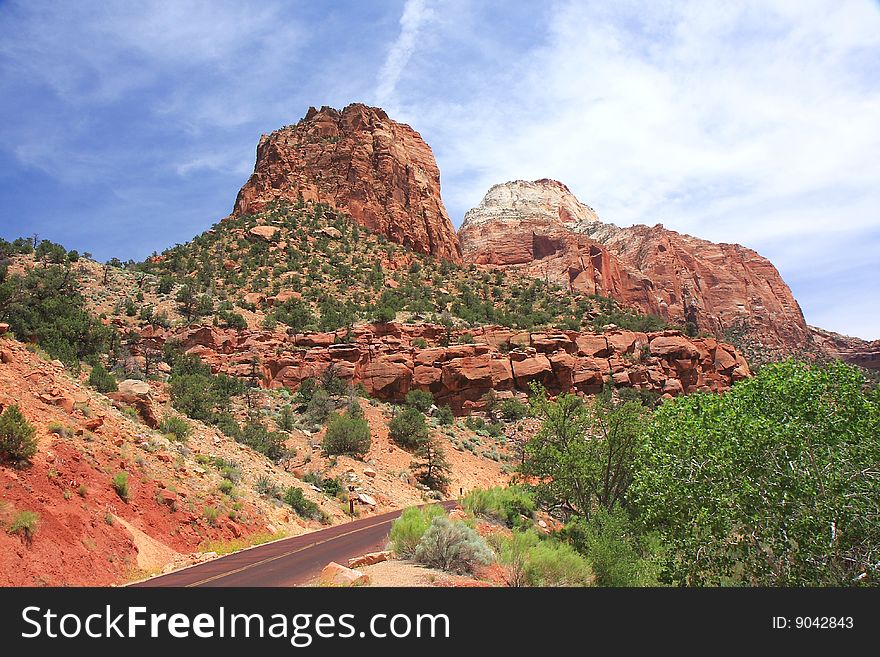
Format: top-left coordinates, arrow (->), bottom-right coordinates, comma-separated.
1,1 -> 878,339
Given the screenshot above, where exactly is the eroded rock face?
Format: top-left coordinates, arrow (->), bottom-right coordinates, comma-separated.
459,179 -> 812,353
809,326 -> 880,371
232,103 -> 462,263
135,322 -> 749,414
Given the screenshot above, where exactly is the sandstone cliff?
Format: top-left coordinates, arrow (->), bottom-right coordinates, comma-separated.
460,180 -> 812,353
232,103 -> 462,262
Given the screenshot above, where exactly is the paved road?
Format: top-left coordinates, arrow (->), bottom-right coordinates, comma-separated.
132,500 -> 456,587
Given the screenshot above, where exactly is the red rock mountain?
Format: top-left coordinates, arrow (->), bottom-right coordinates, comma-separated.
232,103 -> 462,263
459,180 -> 812,354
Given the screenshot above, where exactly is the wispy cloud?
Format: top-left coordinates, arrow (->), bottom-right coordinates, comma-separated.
375,0 -> 435,108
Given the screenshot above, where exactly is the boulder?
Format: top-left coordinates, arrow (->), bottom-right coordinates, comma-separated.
319,562 -> 370,587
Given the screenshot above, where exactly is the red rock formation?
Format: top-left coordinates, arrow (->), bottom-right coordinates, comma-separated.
232,103 -> 462,262
136,322 -> 749,414
809,326 -> 880,371
459,180 -> 813,353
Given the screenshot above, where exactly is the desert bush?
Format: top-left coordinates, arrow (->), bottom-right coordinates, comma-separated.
389,407 -> 428,449
255,475 -> 281,499
88,362 -> 118,393
461,486 -> 535,529
219,479 -> 234,496
414,516 -> 493,574
499,398 -> 529,421
283,486 -> 325,521
159,415 -> 191,442
304,388 -> 334,426
389,505 -> 446,558
203,506 -> 219,526
0,404 -> 37,463
520,534 -> 594,586
7,510 -> 39,545
112,471 -> 130,501
323,411 -> 371,457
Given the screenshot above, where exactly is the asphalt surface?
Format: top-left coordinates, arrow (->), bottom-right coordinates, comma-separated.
132,500 -> 456,587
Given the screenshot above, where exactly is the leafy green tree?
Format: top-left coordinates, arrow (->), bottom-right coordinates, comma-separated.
520,388 -> 648,521
0,404 -> 37,463
410,436 -> 451,493
631,360 -> 880,586
323,411 -> 371,457
389,407 -> 429,449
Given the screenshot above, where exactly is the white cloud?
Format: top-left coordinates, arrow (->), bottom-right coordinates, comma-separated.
392,0 -> 880,338
375,0 -> 435,108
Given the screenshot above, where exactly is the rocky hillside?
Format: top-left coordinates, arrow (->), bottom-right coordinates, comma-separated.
460,180 -> 813,357
232,104 -> 462,263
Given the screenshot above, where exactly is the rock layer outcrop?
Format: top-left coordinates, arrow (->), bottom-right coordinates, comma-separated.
809,326 -> 880,371
136,322 -> 749,413
459,180 -> 812,353
232,103 -> 462,262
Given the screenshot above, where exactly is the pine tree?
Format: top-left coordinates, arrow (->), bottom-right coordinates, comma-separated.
410,436 -> 451,493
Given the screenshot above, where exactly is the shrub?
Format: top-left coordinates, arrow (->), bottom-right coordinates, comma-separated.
0,405 -> 37,463
283,486 -> 325,521
255,475 -> 281,499
159,415 -> 191,442
405,389 -> 434,413
412,338 -> 428,349
499,398 -> 529,421
204,506 -> 219,526
238,418 -> 285,460
77,484 -> 88,498
219,479 -> 234,496
414,516 -> 493,574
7,510 -> 39,545
88,362 -> 118,393
112,471 -> 130,501
513,533 -> 594,586
461,486 -> 536,529
435,405 -> 454,426
389,505 -> 446,558
389,407 -> 429,449
562,508 -> 662,587
323,411 -> 371,457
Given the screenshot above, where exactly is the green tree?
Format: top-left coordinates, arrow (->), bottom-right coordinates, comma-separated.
631,360 -> 880,586
405,389 -> 434,413
389,407 -> 429,449
323,411 -> 371,457
410,436 -> 451,493
88,362 -> 118,393
175,285 -> 197,321
520,387 -> 648,521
